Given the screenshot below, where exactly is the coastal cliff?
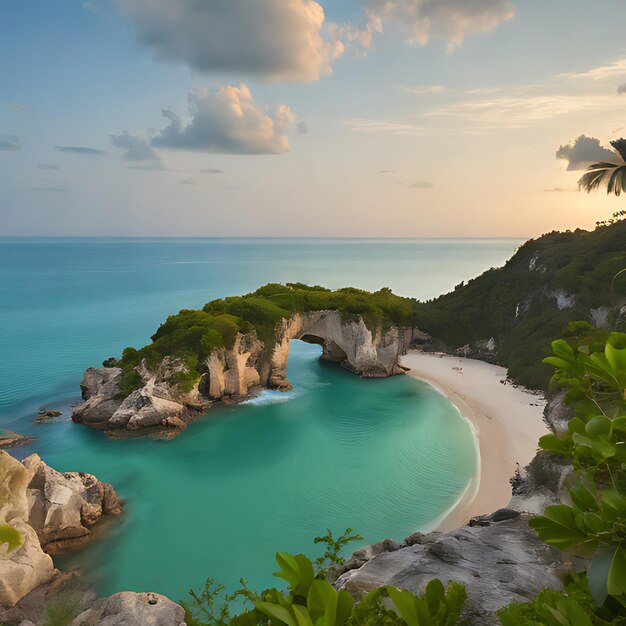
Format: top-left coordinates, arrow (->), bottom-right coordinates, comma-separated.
72,285 -> 422,435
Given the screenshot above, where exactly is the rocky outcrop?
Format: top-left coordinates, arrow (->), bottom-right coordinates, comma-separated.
0,430 -> 35,449
0,451 -> 55,608
72,310 -> 415,435
23,454 -> 122,553
70,592 -> 186,626
0,451 -> 122,610
336,515 -> 577,625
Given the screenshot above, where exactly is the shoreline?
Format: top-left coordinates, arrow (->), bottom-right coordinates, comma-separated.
401,351 -> 548,532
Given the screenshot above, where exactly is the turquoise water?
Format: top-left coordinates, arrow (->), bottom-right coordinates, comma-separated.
0,237 -> 522,601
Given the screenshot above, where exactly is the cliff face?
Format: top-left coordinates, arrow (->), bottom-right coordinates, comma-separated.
72,310 -> 417,435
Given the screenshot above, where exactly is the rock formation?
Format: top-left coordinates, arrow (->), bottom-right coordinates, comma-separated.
72,310 -> 419,435
23,454 -> 122,553
0,452 -> 54,608
70,592 -> 186,626
0,452 -> 122,610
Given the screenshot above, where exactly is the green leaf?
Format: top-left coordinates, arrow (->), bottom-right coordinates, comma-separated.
607,545 -> 626,598
569,482 -> 598,512
571,433 -> 616,459
335,591 -> 354,625
423,579 -> 445,617
539,434 -> 572,455
256,602 -> 299,626
585,415 -> 611,438
529,505 -> 590,549
307,580 -> 338,624
387,587 -> 432,626
273,553 -> 315,597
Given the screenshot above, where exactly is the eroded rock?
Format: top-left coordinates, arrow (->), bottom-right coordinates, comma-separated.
70,592 -> 186,626
336,516 -> 577,625
0,451 -> 55,608
23,454 -> 122,553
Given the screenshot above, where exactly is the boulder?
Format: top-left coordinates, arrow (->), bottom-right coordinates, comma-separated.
336,516 -> 578,625
72,368 -> 124,426
23,455 -> 122,553
0,451 -> 55,608
70,592 -> 186,626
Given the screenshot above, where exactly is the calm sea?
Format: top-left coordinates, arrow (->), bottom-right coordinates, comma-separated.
0,237 -> 522,601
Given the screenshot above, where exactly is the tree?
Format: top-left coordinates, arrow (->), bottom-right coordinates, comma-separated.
578,139 -> 626,196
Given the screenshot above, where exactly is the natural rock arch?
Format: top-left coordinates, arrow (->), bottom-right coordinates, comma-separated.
72,310 -> 422,435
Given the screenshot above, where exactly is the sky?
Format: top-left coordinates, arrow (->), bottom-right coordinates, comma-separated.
2,0 -> 626,238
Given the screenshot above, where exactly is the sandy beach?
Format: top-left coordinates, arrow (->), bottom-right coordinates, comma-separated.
402,351 -> 548,531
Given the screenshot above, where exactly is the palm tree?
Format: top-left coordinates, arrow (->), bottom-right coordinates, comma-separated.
579,138 -> 626,196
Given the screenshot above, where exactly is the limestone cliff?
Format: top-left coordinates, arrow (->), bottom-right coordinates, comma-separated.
72,310 -> 418,435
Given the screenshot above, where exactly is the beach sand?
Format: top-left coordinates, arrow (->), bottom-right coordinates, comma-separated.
401,351 -> 548,531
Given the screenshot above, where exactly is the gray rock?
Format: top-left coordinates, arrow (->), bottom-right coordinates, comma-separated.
70,592 -> 186,626
72,368 -> 123,426
336,516 -> 577,625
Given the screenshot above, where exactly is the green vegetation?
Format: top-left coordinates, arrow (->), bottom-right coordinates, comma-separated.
416,220 -> 626,389
182,529 -> 467,626
0,523 -> 23,552
496,330 -> 626,624
528,332 -> 626,612
106,284 -> 417,395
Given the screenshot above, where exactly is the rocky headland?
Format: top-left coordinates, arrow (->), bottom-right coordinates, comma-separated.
72,308 -> 421,436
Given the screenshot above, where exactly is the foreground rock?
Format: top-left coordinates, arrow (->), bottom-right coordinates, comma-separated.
73,310 -> 421,436
24,454 -> 122,553
0,451 -> 122,610
0,451 -> 55,607
71,592 -> 186,626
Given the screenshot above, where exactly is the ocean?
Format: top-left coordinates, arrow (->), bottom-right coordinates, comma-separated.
0,237 -> 523,602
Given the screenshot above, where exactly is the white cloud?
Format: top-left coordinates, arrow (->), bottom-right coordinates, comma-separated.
116,0 -> 343,82
559,58 -> 626,81
152,84 -> 295,155
111,131 -> 159,161
398,84 -> 446,95
618,83 -> 626,95
366,0 -> 515,48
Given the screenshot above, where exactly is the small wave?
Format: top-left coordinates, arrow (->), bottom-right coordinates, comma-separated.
242,390 -> 296,406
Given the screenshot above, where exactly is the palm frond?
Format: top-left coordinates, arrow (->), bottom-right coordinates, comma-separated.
579,163 -> 626,196
610,138 -> 626,162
